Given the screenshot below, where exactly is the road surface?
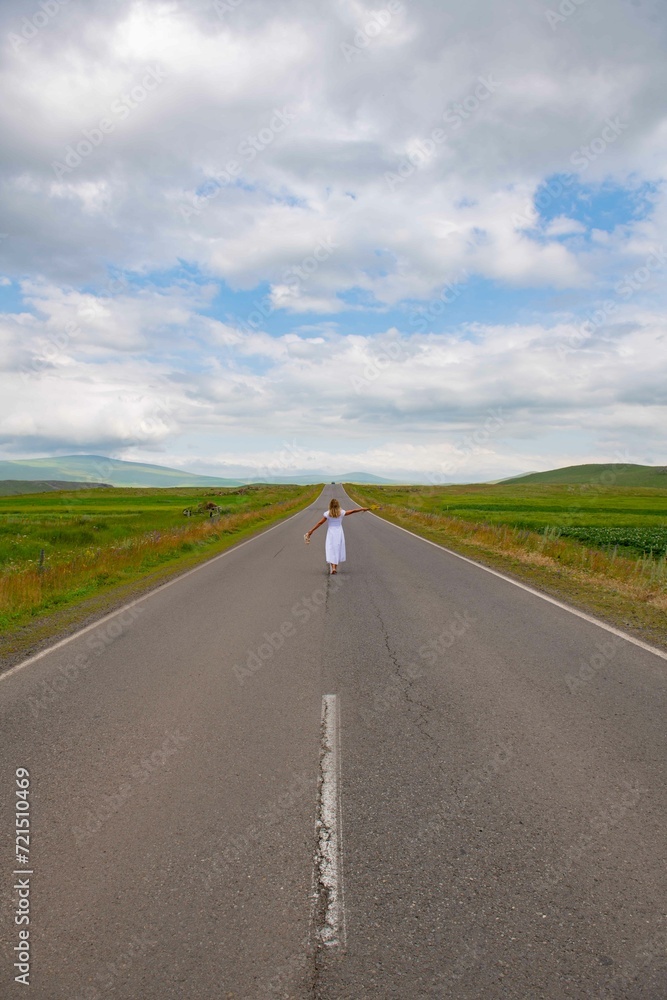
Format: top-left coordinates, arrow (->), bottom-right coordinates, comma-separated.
1,486 -> 666,998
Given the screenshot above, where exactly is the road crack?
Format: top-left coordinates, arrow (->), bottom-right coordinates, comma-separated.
367,590 -> 450,773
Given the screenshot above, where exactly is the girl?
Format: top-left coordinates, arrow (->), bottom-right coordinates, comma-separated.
305,498 -> 369,574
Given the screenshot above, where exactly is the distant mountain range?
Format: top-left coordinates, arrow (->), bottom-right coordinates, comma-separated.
0,455 -> 400,488
501,463 -> 667,487
3,456 -> 662,493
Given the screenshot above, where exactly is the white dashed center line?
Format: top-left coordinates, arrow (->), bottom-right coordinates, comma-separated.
316,694 -> 346,948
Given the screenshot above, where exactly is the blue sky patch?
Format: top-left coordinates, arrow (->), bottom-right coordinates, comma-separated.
0,280 -> 24,313
534,175 -> 659,234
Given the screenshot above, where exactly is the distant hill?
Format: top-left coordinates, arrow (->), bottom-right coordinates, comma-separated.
219,471 -> 400,485
338,472 -> 399,484
0,480 -> 113,496
0,456 -> 245,488
503,464 -> 667,488
0,456 -> 400,488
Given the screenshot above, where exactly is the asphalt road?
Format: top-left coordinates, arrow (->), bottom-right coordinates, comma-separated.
1,486 -> 666,999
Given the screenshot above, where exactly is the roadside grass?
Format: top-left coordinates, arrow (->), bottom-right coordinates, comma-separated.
346,482 -> 667,649
0,484 -> 319,646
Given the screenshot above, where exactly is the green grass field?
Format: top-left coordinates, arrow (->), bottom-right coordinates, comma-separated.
0,480 -> 112,497
0,484 -> 317,637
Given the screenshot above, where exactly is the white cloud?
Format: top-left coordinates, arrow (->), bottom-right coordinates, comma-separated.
3,279 -> 666,475
2,0 -> 665,292
545,216 -> 587,237
1,0 -> 666,475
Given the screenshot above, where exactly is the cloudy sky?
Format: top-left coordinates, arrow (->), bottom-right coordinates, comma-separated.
1,0 -> 666,481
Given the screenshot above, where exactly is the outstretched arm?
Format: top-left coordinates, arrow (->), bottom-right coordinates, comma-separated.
343,507 -> 370,515
306,517 -> 327,538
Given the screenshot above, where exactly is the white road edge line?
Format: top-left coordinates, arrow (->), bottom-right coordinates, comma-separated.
364,509 -> 667,664
0,494 -> 326,683
317,694 -> 346,948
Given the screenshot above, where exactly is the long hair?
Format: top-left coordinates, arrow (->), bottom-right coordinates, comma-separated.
328,498 -> 341,518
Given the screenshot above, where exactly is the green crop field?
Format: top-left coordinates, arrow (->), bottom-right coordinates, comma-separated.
556,525 -> 667,554
0,483 -> 318,638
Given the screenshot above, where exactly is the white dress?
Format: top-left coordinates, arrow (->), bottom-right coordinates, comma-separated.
324,511 -> 346,564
